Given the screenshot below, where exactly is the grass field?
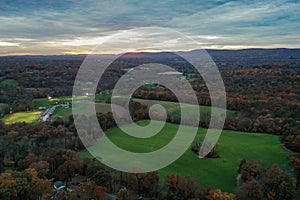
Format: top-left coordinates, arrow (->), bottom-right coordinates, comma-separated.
0,79 -> 18,87
1,111 -> 41,124
79,120 -> 291,192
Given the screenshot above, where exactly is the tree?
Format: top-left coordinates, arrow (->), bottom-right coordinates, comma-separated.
63,149 -> 76,161
165,173 -> 201,200
207,189 -> 235,200
78,181 -> 96,200
263,164 -> 297,200
56,160 -> 80,182
30,160 -> 50,178
37,160 -> 50,178
236,117 -> 253,131
239,160 -> 261,182
24,153 -> 37,168
235,179 -> 264,200
143,171 -> 159,197
93,185 -> 107,200
289,155 -> 300,185
117,188 -> 131,200
45,189 -> 68,200
291,135 -> 300,152
0,170 -> 33,200
126,171 -> 159,197
26,168 -> 51,200
91,168 -> 112,191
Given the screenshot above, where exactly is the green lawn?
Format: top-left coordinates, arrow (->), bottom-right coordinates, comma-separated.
1,111 -> 41,124
80,120 -> 291,192
0,79 -> 18,87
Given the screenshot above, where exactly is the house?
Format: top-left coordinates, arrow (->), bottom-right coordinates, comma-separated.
38,106 -> 47,110
61,102 -> 70,108
105,193 -> 117,200
53,181 -> 66,190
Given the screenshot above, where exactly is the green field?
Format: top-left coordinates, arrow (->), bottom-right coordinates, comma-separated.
80,120 -> 291,192
0,79 -> 18,87
1,111 -> 41,124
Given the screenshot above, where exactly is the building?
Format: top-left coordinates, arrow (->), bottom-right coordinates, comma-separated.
38,106 -> 47,110
53,181 -> 66,190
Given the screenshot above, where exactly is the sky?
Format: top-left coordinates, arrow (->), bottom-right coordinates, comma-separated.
0,0 -> 299,55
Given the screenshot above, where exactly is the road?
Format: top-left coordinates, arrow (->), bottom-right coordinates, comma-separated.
39,105 -> 57,122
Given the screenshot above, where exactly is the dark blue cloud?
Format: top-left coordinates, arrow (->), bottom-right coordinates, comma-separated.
0,0 -> 299,54
0,0 -> 74,15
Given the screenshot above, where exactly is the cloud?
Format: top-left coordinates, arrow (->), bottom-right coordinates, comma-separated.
0,41 -> 19,47
168,0 -> 300,47
0,0 -> 299,55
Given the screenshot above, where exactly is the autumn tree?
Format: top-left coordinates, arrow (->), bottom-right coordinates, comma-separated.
235,179 -> 264,200
56,160 -> 80,182
93,185 -> 107,200
26,168 -> 51,200
0,170 -> 33,200
78,181 -> 96,200
165,173 -> 201,200
239,160 -> 261,182
263,164 -> 297,200
126,171 -> 159,197
91,168 -> 112,191
289,155 -> 300,185
117,188 -> 131,200
207,189 -> 235,200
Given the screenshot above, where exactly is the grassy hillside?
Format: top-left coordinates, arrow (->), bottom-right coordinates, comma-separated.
80,120 -> 290,192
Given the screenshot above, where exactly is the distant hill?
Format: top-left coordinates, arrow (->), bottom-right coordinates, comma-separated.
205,48 -> 300,62
0,48 -> 299,62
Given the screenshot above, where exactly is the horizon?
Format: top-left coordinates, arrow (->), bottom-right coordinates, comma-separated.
0,47 -> 299,57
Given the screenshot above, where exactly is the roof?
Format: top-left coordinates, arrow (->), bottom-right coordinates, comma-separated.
53,181 -> 66,190
106,193 -> 117,200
